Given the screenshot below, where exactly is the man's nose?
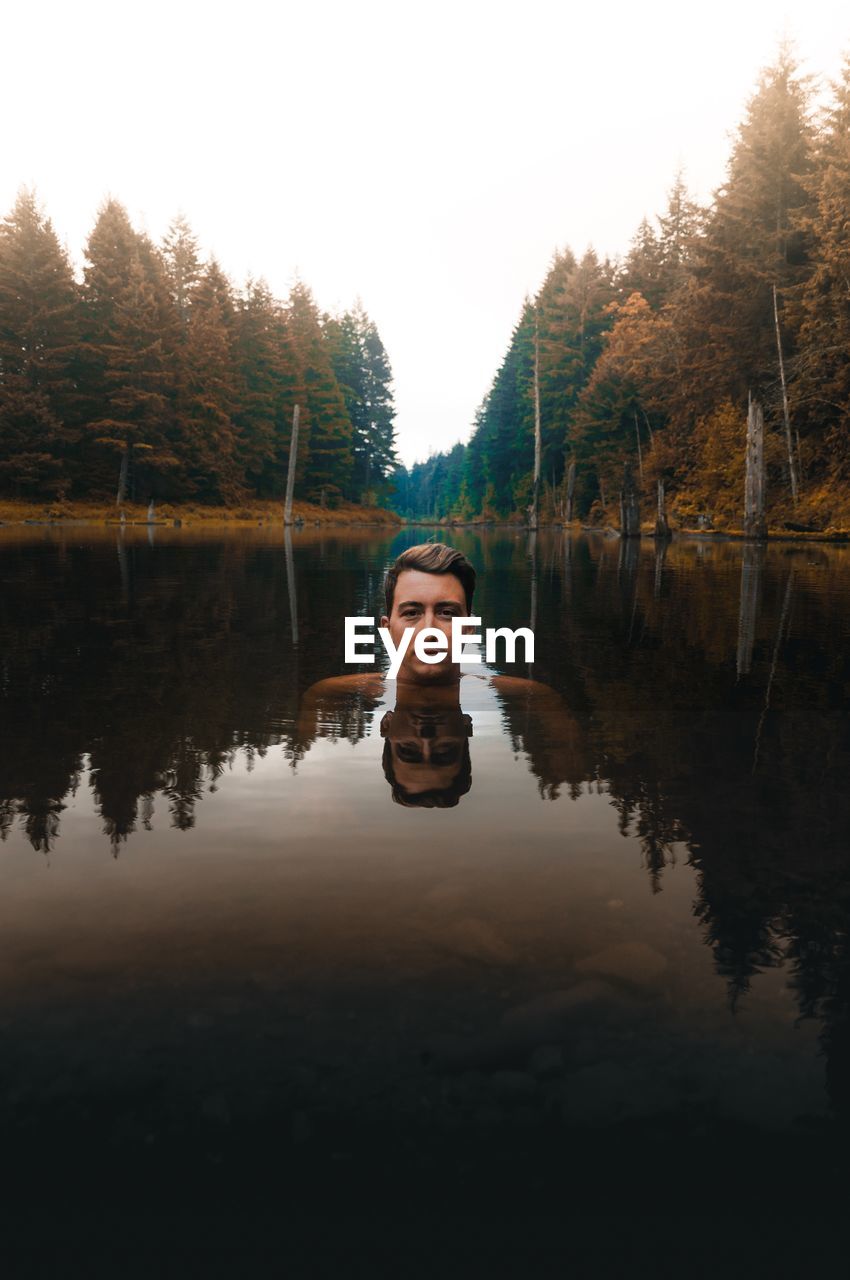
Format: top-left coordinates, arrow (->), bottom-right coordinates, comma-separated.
419,609 -> 449,629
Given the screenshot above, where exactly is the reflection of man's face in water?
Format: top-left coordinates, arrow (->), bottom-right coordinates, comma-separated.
380,684 -> 473,808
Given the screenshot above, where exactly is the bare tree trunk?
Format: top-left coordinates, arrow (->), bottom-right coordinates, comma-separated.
619,461 -> 640,537
530,312 -> 541,529
283,404 -> 300,526
744,392 -> 767,539
634,411 -> 644,483
772,283 -> 798,505
641,408 -> 654,448
654,477 -> 671,540
566,459 -> 576,523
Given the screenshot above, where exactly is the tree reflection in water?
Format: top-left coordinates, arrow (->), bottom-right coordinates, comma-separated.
2,526 -> 850,1123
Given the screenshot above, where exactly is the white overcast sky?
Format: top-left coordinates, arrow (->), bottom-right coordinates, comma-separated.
3,0 -> 847,466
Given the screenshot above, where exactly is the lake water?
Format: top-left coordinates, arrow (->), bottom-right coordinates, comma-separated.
2,524 -> 849,1258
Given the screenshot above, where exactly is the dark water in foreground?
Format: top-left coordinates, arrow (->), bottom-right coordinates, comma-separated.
2,524 -> 849,1266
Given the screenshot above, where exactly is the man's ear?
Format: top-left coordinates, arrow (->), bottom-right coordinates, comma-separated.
380,710 -> 394,737
380,614 -> 389,629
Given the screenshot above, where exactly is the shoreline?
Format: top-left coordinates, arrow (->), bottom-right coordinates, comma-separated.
399,519 -> 850,544
0,498 -> 402,529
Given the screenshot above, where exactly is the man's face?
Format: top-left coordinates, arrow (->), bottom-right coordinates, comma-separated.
380,568 -> 468,683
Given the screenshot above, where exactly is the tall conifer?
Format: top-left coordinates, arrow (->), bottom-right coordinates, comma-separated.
0,189 -> 80,494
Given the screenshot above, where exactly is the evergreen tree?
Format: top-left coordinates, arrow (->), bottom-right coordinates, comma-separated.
618,219 -> 666,309
80,200 -> 177,503
326,301 -> 397,501
285,282 -> 353,505
0,188 -> 80,495
161,213 -> 202,328
684,44 -> 813,411
656,168 -> 703,294
794,55 -> 850,476
234,278 -> 284,497
174,260 -> 244,503
537,247 -> 617,494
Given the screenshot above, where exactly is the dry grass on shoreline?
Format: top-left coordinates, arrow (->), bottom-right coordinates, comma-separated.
0,498 -> 402,527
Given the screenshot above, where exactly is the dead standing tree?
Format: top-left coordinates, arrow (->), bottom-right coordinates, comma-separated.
654,478 -> 671,540
744,392 -> 767,540
283,404 -> 300,527
772,284 -> 799,503
619,461 -> 640,537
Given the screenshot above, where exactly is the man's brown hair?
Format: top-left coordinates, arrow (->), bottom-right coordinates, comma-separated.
381,737 -> 472,808
384,542 -> 476,616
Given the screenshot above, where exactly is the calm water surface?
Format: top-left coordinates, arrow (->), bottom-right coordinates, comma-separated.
2,524 -> 849,1238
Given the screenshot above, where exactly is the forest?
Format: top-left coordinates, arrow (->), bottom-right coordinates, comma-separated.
393,48 -> 850,532
0,198 -> 397,509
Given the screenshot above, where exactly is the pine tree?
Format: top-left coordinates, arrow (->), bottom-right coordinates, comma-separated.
175,261 -> 244,503
0,188 -> 80,496
794,56 -> 850,477
359,309 -> 397,496
619,219 -> 666,309
326,301 -> 397,501
285,282 -> 353,505
234,278 -> 284,497
656,168 -> 703,295
537,247 -> 616,492
162,213 -> 202,328
80,200 -> 177,502
684,44 -> 813,410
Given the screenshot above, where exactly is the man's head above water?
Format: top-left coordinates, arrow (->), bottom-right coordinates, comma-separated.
381,542 -> 477,684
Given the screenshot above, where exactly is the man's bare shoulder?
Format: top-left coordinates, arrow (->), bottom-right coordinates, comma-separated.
303,672 -> 386,699
488,674 -> 560,697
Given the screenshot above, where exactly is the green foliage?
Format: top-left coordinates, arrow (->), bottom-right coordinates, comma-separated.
0,189 -> 80,494
395,43 -> 850,528
325,301 -> 397,502
0,195 -> 397,506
